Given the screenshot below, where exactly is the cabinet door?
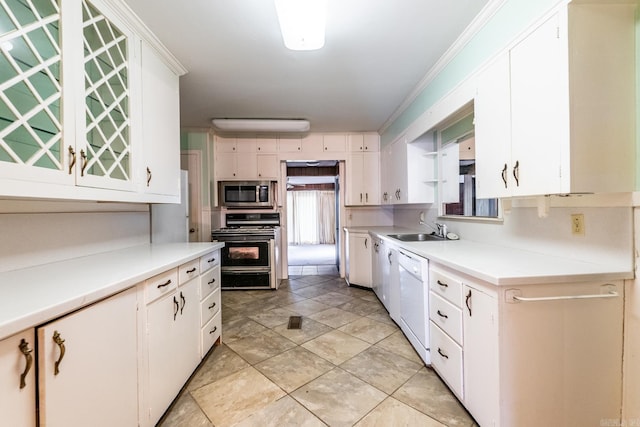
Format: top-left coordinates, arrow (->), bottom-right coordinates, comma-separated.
38,288 -> 138,427
215,152 -> 238,179
235,154 -> 258,179
363,134 -> 380,152
345,153 -> 364,206
348,234 -> 372,288
256,138 -> 278,153
347,134 -> 364,152
390,139 -> 407,203
141,41 -> 180,197
216,136 -> 237,152
0,329 -> 36,427
462,285 -> 498,427
175,279 -> 201,380
257,154 -> 279,179
362,151 -> 380,205
379,145 -> 392,204
509,13 -> 565,196
322,134 -> 346,152
475,54 -> 512,199
278,137 -> 302,152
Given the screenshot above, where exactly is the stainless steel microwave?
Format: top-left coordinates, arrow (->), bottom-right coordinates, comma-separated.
218,181 -> 274,208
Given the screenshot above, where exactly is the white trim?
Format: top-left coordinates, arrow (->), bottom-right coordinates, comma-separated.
379,0 -> 507,134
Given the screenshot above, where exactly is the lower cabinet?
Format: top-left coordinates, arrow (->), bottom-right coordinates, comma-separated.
0,329 -> 36,427
37,287 -> 138,427
200,263 -> 222,358
345,230 -> 372,288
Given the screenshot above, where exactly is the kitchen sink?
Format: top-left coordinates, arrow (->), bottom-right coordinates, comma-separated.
387,233 -> 445,242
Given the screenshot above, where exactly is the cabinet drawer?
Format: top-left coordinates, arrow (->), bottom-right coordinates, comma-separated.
178,259 -> 199,284
145,269 -> 178,304
200,250 -> 219,273
201,311 -> 221,358
429,291 -> 463,345
430,267 -> 463,307
200,288 -> 220,327
200,266 -> 220,299
430,321 -> 463,400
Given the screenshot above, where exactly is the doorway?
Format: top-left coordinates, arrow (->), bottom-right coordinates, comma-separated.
285,160 -> 339,276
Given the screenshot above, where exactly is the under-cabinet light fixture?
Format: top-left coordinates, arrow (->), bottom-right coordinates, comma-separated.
274,0 -> 327,51
211,118 -> 310,133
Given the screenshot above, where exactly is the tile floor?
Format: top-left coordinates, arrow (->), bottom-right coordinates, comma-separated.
159,273 -> 477,427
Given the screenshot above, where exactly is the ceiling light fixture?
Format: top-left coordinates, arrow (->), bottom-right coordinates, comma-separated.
211,118 -> 310,133
274,0 -> 327,51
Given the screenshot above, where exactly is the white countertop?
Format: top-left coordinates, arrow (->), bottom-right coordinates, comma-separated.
348,226 -> 633,286
0,242 -> 224,340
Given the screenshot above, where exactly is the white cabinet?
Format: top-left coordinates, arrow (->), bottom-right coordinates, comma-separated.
278,137 -> 302,152
37,287 -> 138,427
0,329 -> 36,427
348,134 -> 379,152
215,136 -> 279,179
199,250 -> 222,358
140,41 -> 180,197
345,230 -> 372,288
257,154 -> 280,179
475,3 -> 636,198
145,262 -> 200,426
346,151 -> 380,206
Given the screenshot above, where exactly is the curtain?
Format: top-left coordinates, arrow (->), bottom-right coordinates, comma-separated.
287,190 -> 335,245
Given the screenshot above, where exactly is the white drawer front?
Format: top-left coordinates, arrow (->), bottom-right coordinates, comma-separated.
145,269 -> 178,304
200,250 -> 220,273
200,288 -> 220,327
200,266 -> 220,299
429,291 -> 463,345
430,321 -> 463,400
201,311 -> 221,358
179,259 -> 199,284
429,267 -> 463,307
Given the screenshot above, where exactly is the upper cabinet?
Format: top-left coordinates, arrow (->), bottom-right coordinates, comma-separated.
0,0 -> 186,202
475,2 -> 636,198
346,134 -> 380,206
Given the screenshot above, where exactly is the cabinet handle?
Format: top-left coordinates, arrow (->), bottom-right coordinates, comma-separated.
19,339 -> 33,389
501,163 -> 508,188
208,278 -> 216,285
364,238 -> 368,248
173,296 -> 179,320
207,258 -> 216,263
80,150 -> 88,177
146,167 -> 152,186
157,279 -> 171,289
437,280 -> 448,288
360,193 -> 363,203
209,326 -> 218,334
465,289 -> 472,317
52,331 -> 66,375
512,160 -> 520,187
187,267 -> 197,274
366,193 -> 368,203
180,291 -> 186,314
68,146 -> 76,175
387,251 -> 392,264
437,347 -> 449,359
208,302 -> 216,310
436,310 -> 448,319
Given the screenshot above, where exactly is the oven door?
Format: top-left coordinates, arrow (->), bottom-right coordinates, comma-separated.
221,240 -> 271,268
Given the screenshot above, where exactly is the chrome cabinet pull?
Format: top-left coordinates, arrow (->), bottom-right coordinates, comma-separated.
146,167 -> 152,186
364,238 -> 368,249
68,146 -> 76,175
437,280 -> 448,288
437,348 -> 449,359
208,302 -> 216,310
186,267 -> 196,274
19,339 -> 33,389
157,279 -> 171,289
512,160 -> 520,186
387,251 -> 392,264
80,150 -> 88,176
436,310 -> 448,319
173,296 -> 179,320
501,163 -> 507,188
465,289 -> 472,316
209,326 -> 218,334
52,331 -> 66,375
360,193 -> 363,202
510,290 -> 618,303
365,193 -> 368,203
180,292 -> 186,314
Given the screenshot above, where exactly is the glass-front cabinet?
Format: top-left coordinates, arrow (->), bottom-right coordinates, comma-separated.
0,0 -> 184,201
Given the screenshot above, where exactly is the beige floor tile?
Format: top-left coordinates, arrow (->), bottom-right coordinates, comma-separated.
308,307 -> 362,328
291,368 -> 387,427
301,330 -> 370,365
223,317 -> 269,343
310,291 -> 356,307
232,299 -> 280,316
158,392 -> 212,427
297,275 -> 334,285
192,366 -> 286,426
290,285 -> 330,298
338,298 -> 384,316
281,299 -> 331,316
340,346 -> 423,394
365,309 -> 398,327
392,367 -> 475,427
248,307 -> 299,328
226,329 -> 297,364
187,344 -> 249,391
272,317 -> 334,344
255,347 -> 334,393
354,397 -> 446,427
232,396 -> 326,427
261,290 -> 309,307
375,330 -> 424,365
338,317 -> 398,344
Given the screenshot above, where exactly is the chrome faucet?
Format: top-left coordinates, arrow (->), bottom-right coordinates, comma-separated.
419,220 -> 448,239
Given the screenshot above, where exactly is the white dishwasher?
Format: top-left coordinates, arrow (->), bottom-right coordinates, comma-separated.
398,249 -> 430,365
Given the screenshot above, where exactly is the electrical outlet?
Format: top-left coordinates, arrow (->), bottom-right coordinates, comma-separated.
571,214 -> 585,235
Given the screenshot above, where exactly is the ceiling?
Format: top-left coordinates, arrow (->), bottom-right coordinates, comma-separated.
123,0 -> 490,133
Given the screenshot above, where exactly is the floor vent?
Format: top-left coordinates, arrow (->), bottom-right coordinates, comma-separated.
287,316 -> 302,330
